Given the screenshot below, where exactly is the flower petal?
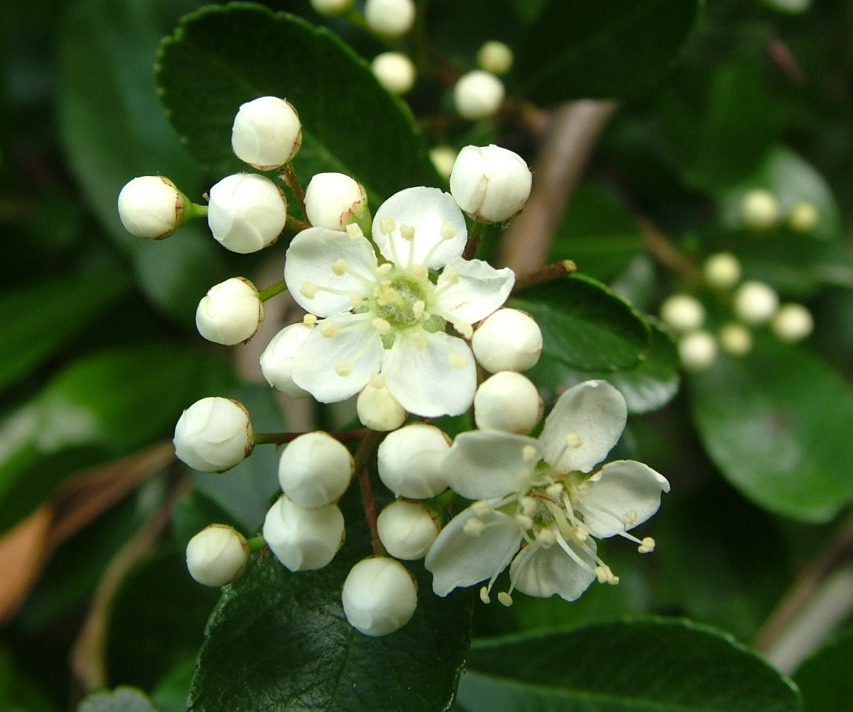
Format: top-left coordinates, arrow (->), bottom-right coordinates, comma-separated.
382,330 -> 476,417
574,460 -> 670,538
510,539 -> 597,601
372,187 -> 467,270
284,227 -> 377,316
291,314 -> 382,402
443,430 -> 541,500
425,506 -> 521,597
433,257 -> 515,325
539,380 -> 627,473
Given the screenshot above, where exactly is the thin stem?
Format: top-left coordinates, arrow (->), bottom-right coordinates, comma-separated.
637,216 -> 701,286
258,280 -> 288,302
280,164 -> 307,217
512,259 -> 577,292
353,430 -> 385,556
188,202 -> 208,219
247,535 -> 266,552
462,220 -> 485,260
285,215 -> 310,232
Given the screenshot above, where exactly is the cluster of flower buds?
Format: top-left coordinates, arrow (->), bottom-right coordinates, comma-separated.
739,188 -> 820,234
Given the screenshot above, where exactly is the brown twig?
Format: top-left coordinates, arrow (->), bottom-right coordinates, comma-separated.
512,259 -> 577,293
637,215 -> 702,285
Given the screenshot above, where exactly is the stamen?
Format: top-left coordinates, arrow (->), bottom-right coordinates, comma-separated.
440,221 -> 458,240
351,293 -> 365,309
412,300 -> 426,319
335,361 -> 352,377
520,496 -> 537,517
522,445 -> 539,463
565,432 -> 583,448
638,536 -> 656,554
332,259 -> 348,276
411,265 -> 428,281
479,586 -> 491,604
372,317 -> 392,334
448,352 -> 468,370
514,514 -> 533,530
300,282 -> 318,299
376,263 -> 393,276
442,267 -> 459,285
453,321 -> 473,339
463,518 -> 485,537
380,218 -> 395,236
546,482 -> 564,498
536,527 -> 557,546
345,223 -> 364,239
497,592 -> 513,607
400,225 -> 416,241
303,314 -> 318,328
320,321 -> 339,337
472,501 -> 492,517
595,565 -> 620,585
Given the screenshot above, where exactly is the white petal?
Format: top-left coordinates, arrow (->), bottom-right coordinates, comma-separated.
574,460 -> 670,538
443,430 -> 541,500
510,539 -> 597,601
382,330 -> 476,417
425,507 -> 521,597
291,314 -> 382,402
372,187 -> 467,270
284,227 -> 377,316
434,257 -> 515,325
540,380 -> 627,473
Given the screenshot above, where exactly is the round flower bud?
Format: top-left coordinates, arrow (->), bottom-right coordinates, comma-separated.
195,277 -> 263,345
477,41 -> 513,76
450,144 -> 532,223
429,145 -> 457,180
118,176 -> 189,239
788,201 -> 819,233
719,323 -> 753,356
278,431 -> 354,508
453,70 -> 505,120
173,397 -> 253,473
377,423 -> 450,499
231,96 -> 303,170
186,524 -> 249,586
371,53 -> 416,97
659,294 -> 705,334
734,280 -> 779,325
377,500 -> 440,560
474,371 -> 543,434
703,252 -> 742,290
207,173 -> 286,254
772,303 -> 813,343
357,375 -> 407,431
262,496 -> 344,572
364,0 -> 415,37
310,0 -> 353,16
740,189 -> 779,231
304,172 -> 369,231
342,557 -> 418,636
678,331 -> 718,372
259,322 -> 312,398
472,308 -> 543,373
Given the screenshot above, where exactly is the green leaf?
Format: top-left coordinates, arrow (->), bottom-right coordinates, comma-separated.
458,620 -> 801,712
0,270 -> 131,393
151,661 -> 195,712
78,687 -> 157,712
156,3 -> 439,201
510,274 -> 651,373
514,0 -> 704,103
794,627 -> 853,712
188,485 -> 472,712
689,336 -> 853,522
58,0 -> 227,322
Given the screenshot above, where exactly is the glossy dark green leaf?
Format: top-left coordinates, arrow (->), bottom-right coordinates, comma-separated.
78,687 -> 157,712
690,337 -> 853,522
514,0 -> 704,103
458,619 -> 800,712
794,627 -> 853,712
151,661 -> 195,712
156,3 -> 439,201
58,0 -> 227,322
510,274 -> 651,373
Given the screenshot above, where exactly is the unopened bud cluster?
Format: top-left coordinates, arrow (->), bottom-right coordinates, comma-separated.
739,189 -> 821,234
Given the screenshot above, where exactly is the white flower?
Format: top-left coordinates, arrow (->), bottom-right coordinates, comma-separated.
678,330 -> 718,372
772,303 -> 813,342
173,397 -> 253,472
207,173 -> 287,253
118,176 -> 188,239
734,281 -> 779,325
659,294 -> 705,334
278,431 -> 354,508
740,189 -> 779,231
304,172 -> 368,231
342,557 -> 418,636
231,96 -> 302,170
450,145 -> 532,223
477,41 -> 513,76
186,524 -> 249,586
453,71 -> 505,120
371,52 -> 417,95
195,277 -> 263,345
471,308 -> 542,373
364,0 -> 415,37
702,252 -> 741,290
283,186 -> 515,417
425,380 -> 669,605
356,375 -> 407,431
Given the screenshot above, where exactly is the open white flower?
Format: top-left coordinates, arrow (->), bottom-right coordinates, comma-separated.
425,380 -> 669,605
283,186 -> 515,417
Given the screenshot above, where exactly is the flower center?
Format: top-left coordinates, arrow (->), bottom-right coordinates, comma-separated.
372,270 -> 433,329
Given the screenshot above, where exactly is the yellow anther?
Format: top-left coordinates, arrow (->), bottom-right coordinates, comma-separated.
595,565 -> 620,585
448,351 -> 467,369
453,321 -> 473,339
522,445 -> 539,463
376,263 -> 393,276
300,282 -> 318,299
412,300 -> 426,319
622,510 -> 639,527
332,259 -> 348,275
479,586 -> 491,604
400,224 -> 416,241
372,317 -> 392,334
497,592 -> 513,607
303,314 -> 318,328
440,221 -> 458,240
464,518 -> 486,537
369,373 -> 386,389
565,432 -> 583,448
638,536 -> 656,554
335,361 -> 352,377
345,223 -> 364,239
520,496 -> 536,516
411,332 -> 428,349
573,525 -> 589,543
320,321 -> 339,338
545,482 -> 563,497
472,501 -> 492,517
537,528 -> 557,546
442,267 -> 459,285
380,218 -> 395,235
350,293 -> 364,309
411,265 -> 428,281
515,514 -> 533,530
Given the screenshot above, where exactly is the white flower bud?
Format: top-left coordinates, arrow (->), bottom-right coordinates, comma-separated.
477,41 -> 513,76
278,431 -> 354,508
259,323 -> 312,398
734,281 -> 779,325
371,52 -> 417,95
659,294 -> 705,334
772,303 -> 813,342
719,323 -> 753,356
195,277 -> 263,345
377,423 -> 450,499
678,331 -> 718,372
207,173 -> 286,254
186,524 -> 249,587
262,496 -> 344,571
472,308 -> 543,373
429,145 -> 457,180
357,376 -> 407,431
304,172 -> 369,231
453,70 -> 505,120
231,96 -> 302,170
703,252 -> 742,290
173,397 -> 253,473
364,0 -> 415,37
377,500 -> 440,560
117,176 -> 188,239
310,0 -> 353,16
788,201 -> 819,233
740,189 -> 779,230
342,557 -> 418,636
450,144 -> 532,223
474,371 -> 543,434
